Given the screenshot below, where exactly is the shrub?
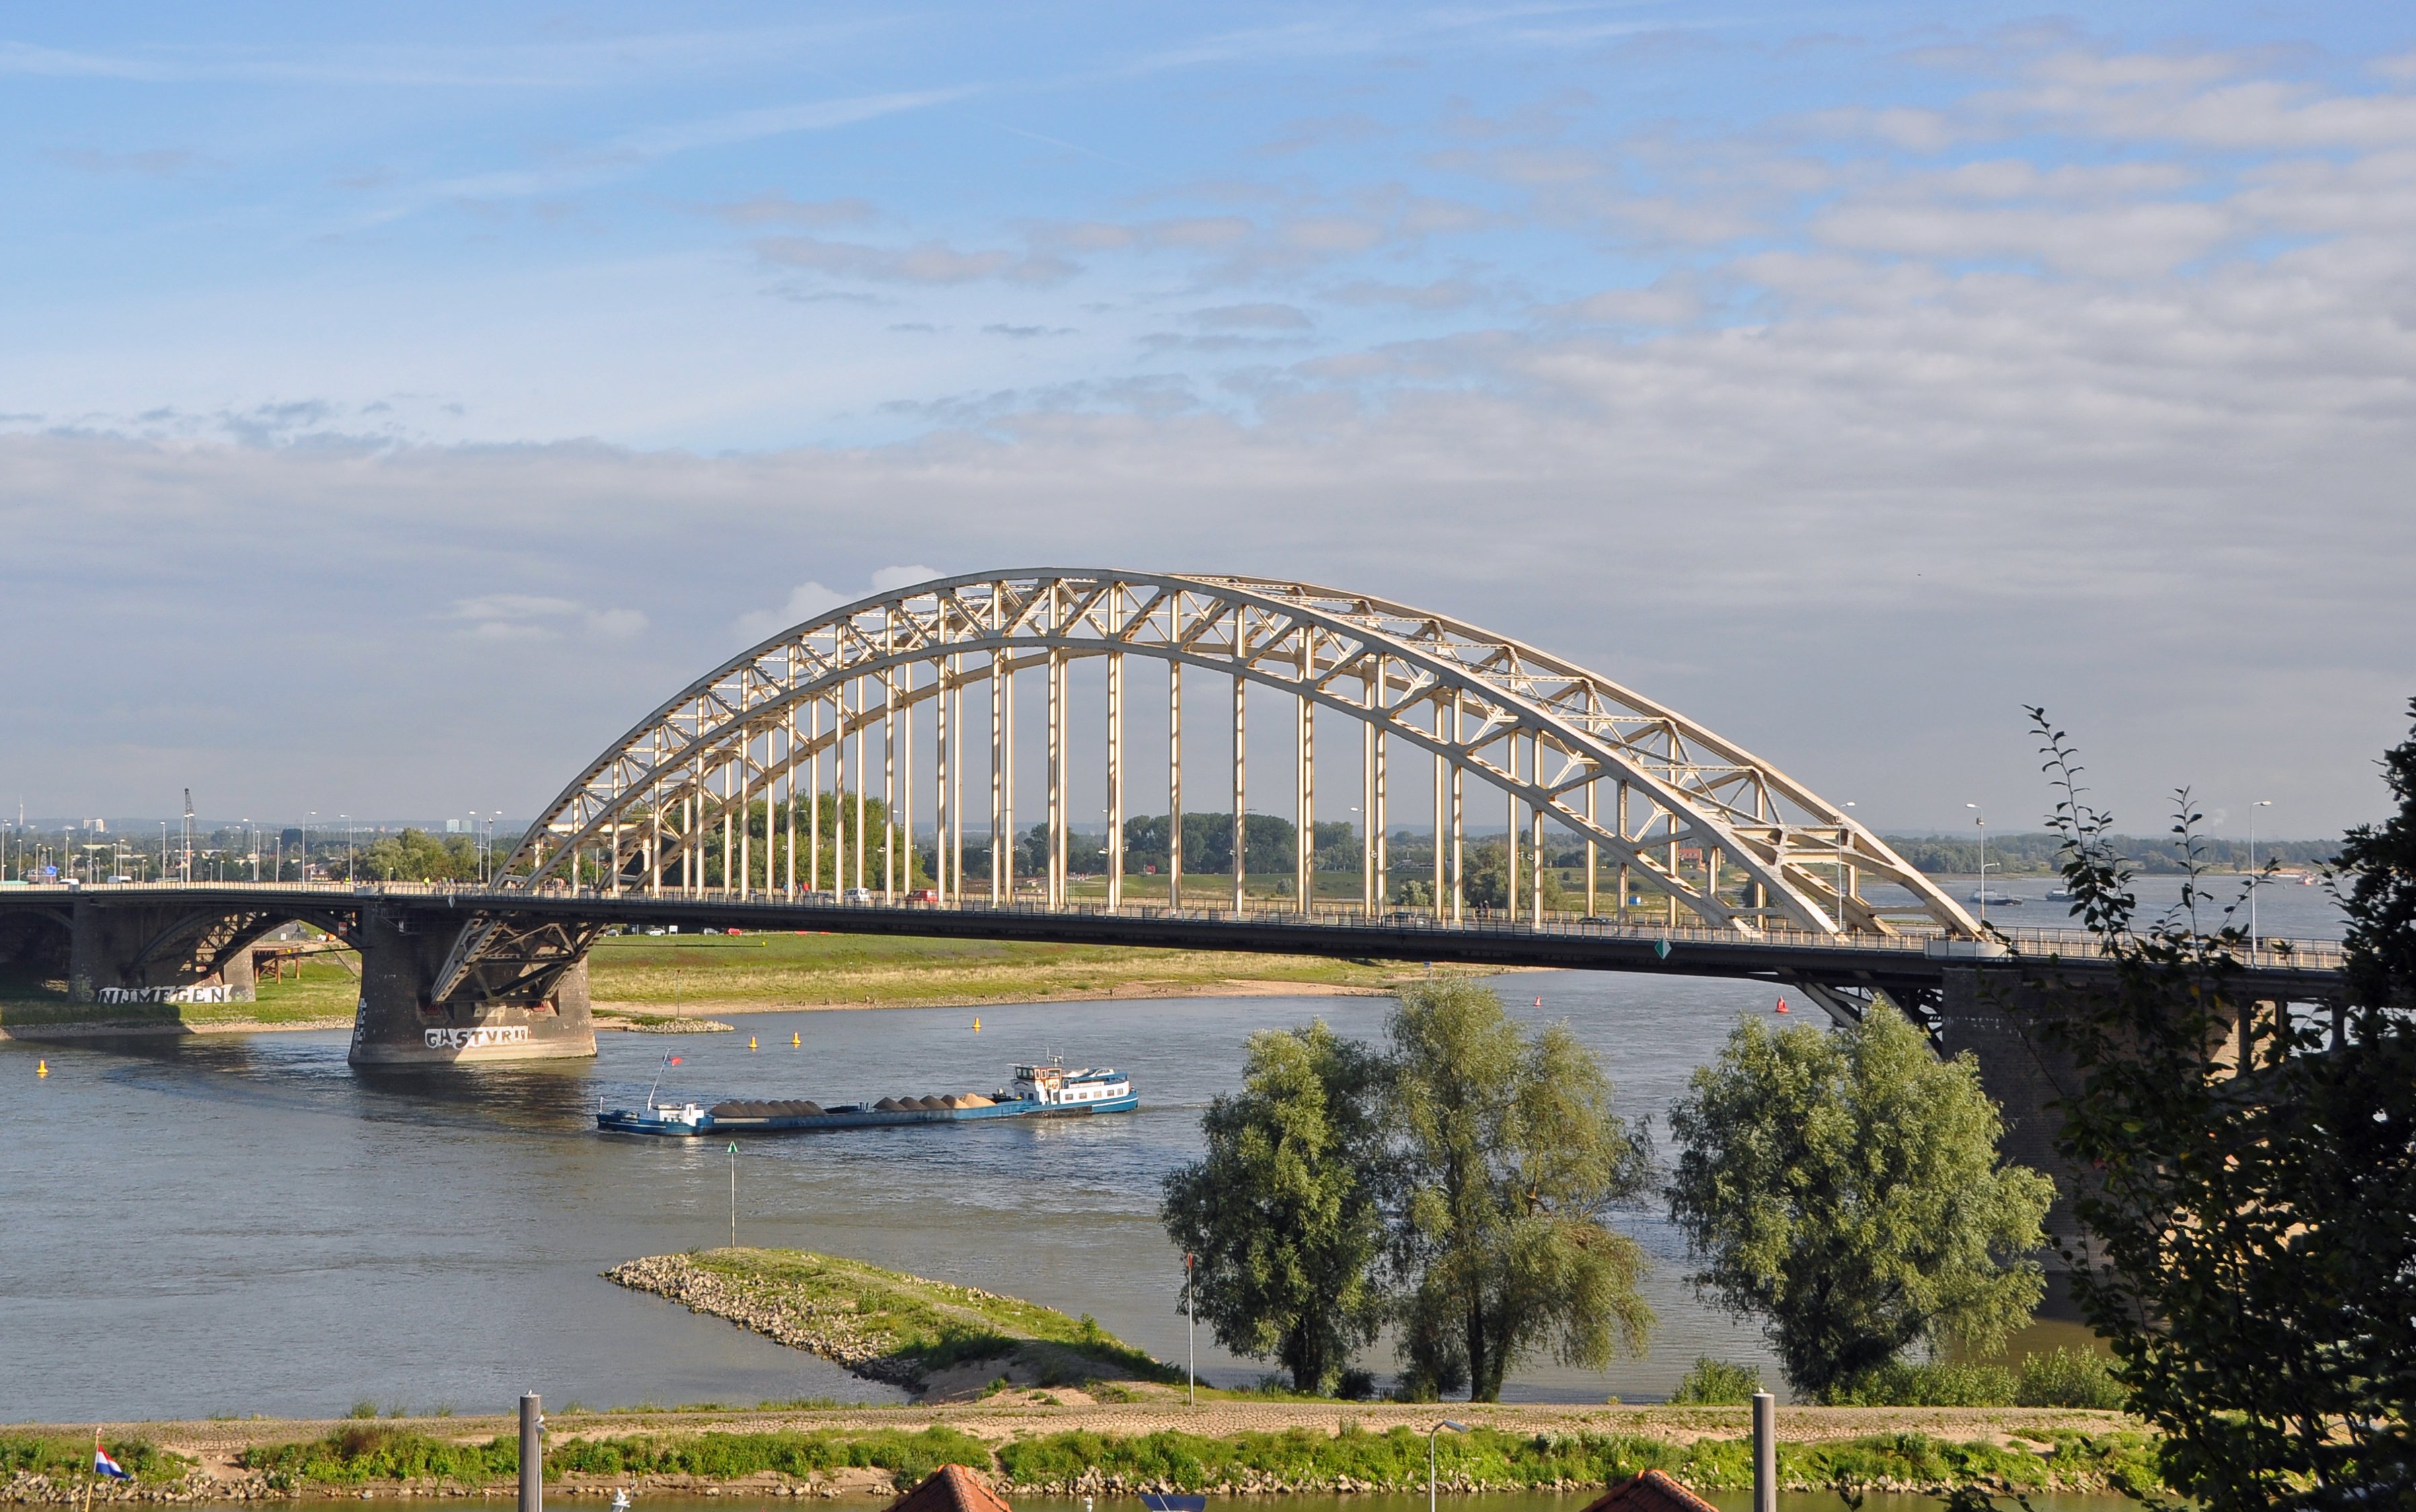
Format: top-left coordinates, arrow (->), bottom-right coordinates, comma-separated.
242,1427 -> 515,1488
0,1437 -> 181,1478
2016,1348 -> 2126,1410
1669,1358 -> 1762,1405
1821,1361 -> 2017,1406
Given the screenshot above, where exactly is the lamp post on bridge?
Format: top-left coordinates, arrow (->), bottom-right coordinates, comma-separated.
2249,798 -> 2273,954
1834,801 -> 1854,934
1965,804 -> 1988,929
342,815 -> 352,883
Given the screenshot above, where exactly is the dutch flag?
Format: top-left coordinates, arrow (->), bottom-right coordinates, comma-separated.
93,1436 -> 133,1480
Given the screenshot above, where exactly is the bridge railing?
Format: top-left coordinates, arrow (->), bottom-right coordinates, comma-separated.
22,879 -> 2343,973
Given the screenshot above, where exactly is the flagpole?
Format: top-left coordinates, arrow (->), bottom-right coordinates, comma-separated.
728,1141 -> 738,1249
85,1431 -> 96,1512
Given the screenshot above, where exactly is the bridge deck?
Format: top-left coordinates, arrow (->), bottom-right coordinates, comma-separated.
13,880 -> 2347,998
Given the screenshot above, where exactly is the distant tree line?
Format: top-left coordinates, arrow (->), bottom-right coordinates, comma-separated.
1879,831 -> 2336,875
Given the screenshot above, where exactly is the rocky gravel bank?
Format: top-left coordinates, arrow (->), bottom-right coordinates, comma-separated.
605,1254 -> 920,1385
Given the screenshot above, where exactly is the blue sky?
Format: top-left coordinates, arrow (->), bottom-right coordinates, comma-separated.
3,3 -> 2413,837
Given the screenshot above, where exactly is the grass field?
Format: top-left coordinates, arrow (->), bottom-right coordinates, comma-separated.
584,929 -> 1458,1010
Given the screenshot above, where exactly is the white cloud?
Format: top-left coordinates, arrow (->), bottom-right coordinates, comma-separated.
755,235 -> 1078,285
453,595 -> 648,642
728,568 -> 939,642
731,581 -> 848,643
586,607 -> 650,640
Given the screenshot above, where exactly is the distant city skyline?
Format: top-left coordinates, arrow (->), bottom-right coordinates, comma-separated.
2,3 -> 2411,835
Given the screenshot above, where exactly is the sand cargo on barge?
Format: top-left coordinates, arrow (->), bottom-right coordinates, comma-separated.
598,1057 -> 1136,1137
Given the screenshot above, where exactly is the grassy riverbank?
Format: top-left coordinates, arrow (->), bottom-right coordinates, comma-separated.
1,1407 -> 2159,1503
0,954 -> 358,1034
235,1419 -> 2160,1495
584,931 -> 1462,1014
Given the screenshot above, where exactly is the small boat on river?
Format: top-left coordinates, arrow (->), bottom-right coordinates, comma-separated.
597,1057 -> 1137,1137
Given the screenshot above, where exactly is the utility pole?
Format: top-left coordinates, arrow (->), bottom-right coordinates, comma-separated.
182,789 -> 194,884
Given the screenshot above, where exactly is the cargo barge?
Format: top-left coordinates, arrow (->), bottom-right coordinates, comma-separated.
597,1057 -> 1136,1137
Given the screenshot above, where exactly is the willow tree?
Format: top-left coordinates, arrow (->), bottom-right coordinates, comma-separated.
1388,980 -> 1654,1402
1666,1001 -> 2053,1400
1160,1020 -> 1390,1394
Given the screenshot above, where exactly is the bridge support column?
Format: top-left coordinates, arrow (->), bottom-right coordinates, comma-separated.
1934,965 -> 2084,1267
219,945 -> 257,1002
66,897 -> 256,1005
347,905 -> 595,1065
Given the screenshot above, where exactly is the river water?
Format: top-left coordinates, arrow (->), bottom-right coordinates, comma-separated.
2,876 -> 2345,1424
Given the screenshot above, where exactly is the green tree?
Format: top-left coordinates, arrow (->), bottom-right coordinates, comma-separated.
1388,979 -> 1653,1401
1460,838 -> 1566,911
361,828 -> 479,882
1160,1021 -> 1391,1394
1665,1001 -> 2053,1400
2018,706 -> 2416,1511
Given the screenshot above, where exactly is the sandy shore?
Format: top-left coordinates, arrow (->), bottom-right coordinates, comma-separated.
0,974 -> 1463,1043
589,977 -> 1428,1019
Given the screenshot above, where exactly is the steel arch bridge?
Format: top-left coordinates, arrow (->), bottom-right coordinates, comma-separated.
433,570 -> 1979,1006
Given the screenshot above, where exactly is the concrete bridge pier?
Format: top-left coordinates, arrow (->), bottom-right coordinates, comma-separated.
348,903 -> 595,1065
65,897 -> 256,1006
1934,965 -> 2085,1266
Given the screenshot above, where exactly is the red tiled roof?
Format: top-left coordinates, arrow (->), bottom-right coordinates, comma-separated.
1577,1469 -> 1720,1512
884,1465 -> 1012,1512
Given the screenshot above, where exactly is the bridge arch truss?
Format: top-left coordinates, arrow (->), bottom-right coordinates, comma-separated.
440,571 -> 1976,1002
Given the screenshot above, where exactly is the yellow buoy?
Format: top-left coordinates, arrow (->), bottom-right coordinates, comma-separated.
973,1016 -> 981,1032
36,1059 -> 48,1078
749,1036 -> 758,1051
791,1032 -> 800,1047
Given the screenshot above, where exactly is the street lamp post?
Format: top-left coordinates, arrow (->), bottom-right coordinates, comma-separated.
2249,799 -> 2273,954
1428,1421 -> 1470,1512
1965,804 -> 1988,928
1183,1252 -> 1197,1406
342,815 -> 352,882
305,812 -> 316,885
1834,801 -> 1855,934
